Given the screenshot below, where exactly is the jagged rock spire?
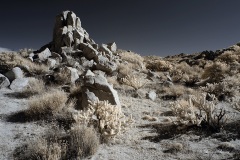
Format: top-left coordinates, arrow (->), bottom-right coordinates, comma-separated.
52,10 -> 94,52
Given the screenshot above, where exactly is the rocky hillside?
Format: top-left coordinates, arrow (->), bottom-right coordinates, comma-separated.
0,11 -> 240,160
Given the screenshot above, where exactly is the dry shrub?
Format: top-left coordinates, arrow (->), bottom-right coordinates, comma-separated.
26,89 -> 68,119
217,51 -> 239,64
170,98 -> 202,126
170,93 -> 229,131
15,126 -> 98,160
146,59 -> 173,72
0,52 -> 48,74
201,82 -> 237,101
118,63 -> 133,76
20,78 -> 46,97
170,62 -> 202,85
118,51 -> 144,69
14,137 -> 65,160
161,85 -> 192,99
73,100 -> 134,141
202,61 -> 230,83
121,75 -> 145,90
68,126 -> 99,158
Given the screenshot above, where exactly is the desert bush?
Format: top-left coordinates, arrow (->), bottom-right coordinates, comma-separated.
145,59 -> 173,72
121,75 -> 145,90
217,51 -> 239,64
201,82 -> 238,101
0,52 -> 48,74
19,78 -> 46,97
73,100 -> 134,141
202,61 -> 230,83
15,125 -> 98,160
67,125 -> 99,158
168,62 -> 202,85
14,137 -> 64,160
25,89 -> 68,119
170,93 -> 229,131
117,63 -> 133,76
118,51 -> 144,70
161,85 -> 193,100
170,99 -> 202,126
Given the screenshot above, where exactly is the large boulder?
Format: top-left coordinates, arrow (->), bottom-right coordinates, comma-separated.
80,43 -> 99,60
10,78 -> 29,91
95,55 -> 117,73
5,67 -> 24,82
38,48 -> 52,61
81,70 -> 120,108
0,74 -> 10,89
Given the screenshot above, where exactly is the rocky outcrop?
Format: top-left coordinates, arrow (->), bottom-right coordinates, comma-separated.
41,10 -> 118,73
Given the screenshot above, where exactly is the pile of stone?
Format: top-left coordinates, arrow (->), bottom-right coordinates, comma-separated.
0,10 -> 121,109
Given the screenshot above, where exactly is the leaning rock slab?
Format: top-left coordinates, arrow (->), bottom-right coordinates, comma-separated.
82,73 -> 121,108
38,48 -> 52,61
5,67 -> 24,82
0,74 -> 10,89
10,78 -> 29,91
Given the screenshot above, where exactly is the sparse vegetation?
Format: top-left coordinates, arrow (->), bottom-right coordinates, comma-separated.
25,89 -> 68,120
0,52 -> 49,74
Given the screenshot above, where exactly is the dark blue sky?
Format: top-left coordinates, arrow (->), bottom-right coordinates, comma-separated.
1,0 -> 240,56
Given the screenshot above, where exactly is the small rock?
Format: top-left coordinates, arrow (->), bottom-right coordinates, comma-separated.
0,74 -> 10,89
10,78 -> 29,91
147,91 -> 157,101
5,67 -> 24,82
38,48 -> 52,61
46,58 -> 56,68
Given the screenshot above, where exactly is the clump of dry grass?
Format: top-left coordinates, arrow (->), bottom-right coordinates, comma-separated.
118,51 -> 144,69
0,52 -> 49,74
14,126 -> 99,160
146,59 -> 173,72
68,125 -> 99,158
19,78 -> 46,97
121,75 -> 146,90
14,136 -> 65,160
25,89 -> 68,120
